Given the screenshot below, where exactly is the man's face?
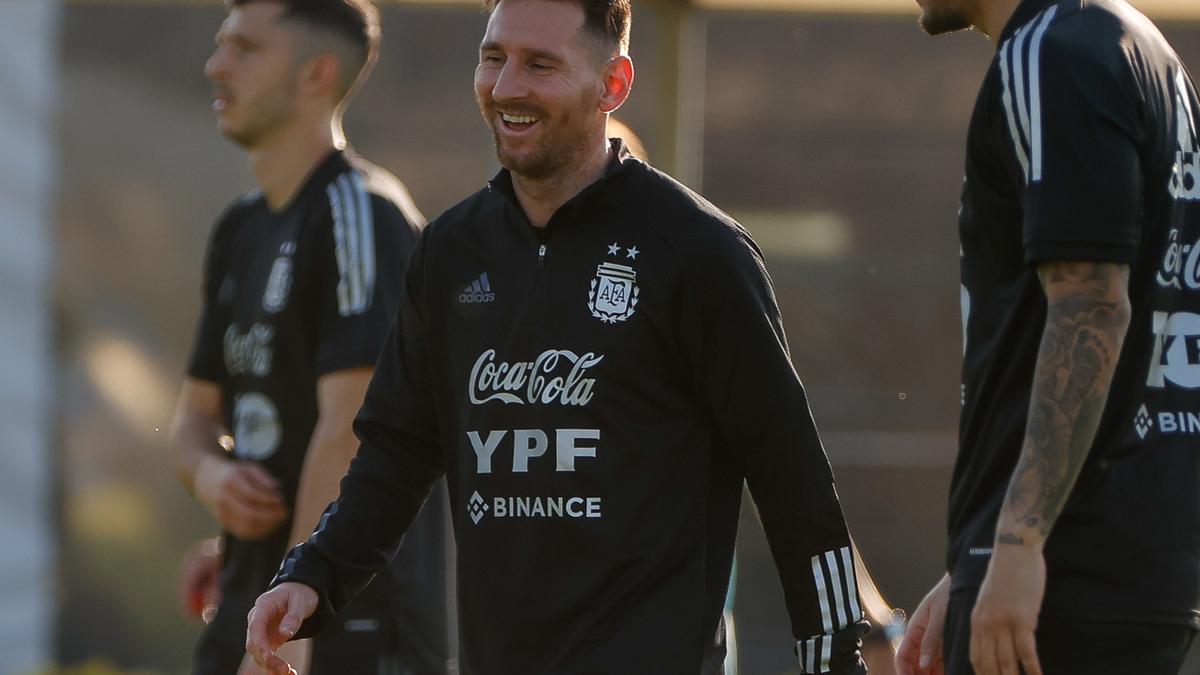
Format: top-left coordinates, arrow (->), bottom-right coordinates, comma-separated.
474,0 -> 610,180
204,1 -> 300,148
916,0 -> 974,35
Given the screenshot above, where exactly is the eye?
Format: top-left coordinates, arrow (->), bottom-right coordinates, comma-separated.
530,62 -> 552,72
481,53 -> 503,65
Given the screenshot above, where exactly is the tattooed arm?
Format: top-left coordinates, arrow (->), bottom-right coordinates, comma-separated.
1000,261 -> 1132,544
969,261 -> 1132,675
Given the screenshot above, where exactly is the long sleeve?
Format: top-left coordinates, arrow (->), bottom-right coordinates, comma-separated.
271,232 -> 444,638
677,225 -> 867,674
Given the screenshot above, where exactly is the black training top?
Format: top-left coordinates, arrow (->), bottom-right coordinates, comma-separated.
273,140 -> 868,674
187,149 -> 425,654
952,0 -> 1200,627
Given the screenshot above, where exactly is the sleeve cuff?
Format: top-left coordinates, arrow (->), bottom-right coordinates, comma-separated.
1023,240 -> 1137,265
270,543 -> 337,641
796,620 -> 870,675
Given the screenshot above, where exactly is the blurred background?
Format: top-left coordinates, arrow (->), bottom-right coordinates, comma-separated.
2,0 -> 1198,673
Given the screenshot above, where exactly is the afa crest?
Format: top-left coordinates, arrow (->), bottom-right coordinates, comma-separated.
588,262 -> 639,323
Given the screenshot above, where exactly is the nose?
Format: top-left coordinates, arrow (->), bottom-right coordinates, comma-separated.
204,46 -> 227,83
490,60 -> 528,104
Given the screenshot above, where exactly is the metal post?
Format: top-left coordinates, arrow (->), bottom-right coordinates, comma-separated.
0,1 -> 60,672
651,0 -> 708,190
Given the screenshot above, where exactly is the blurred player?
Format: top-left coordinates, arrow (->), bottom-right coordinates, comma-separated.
245,0 -> 870,673
898,0 -> 1200,674
170,0 -> 451,673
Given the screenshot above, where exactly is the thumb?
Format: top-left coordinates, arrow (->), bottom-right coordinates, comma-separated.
276,584 -> 317,640
278,608 -> 304,640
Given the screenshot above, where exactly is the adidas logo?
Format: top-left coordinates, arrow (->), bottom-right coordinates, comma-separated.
459,273 -> 496,304
1169,70 -> 1199,201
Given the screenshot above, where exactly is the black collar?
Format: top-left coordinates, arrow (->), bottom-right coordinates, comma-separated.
487,138 -> 637,218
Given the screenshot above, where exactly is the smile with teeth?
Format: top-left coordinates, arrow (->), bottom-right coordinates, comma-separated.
501,113 -> 540,125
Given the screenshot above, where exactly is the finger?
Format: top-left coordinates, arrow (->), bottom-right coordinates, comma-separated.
238,463 -> 284,495
1015,626 -> 1042,675
262,653 -> 290,675
896,615 -> 930,675
970,629 -> 998,675
230,471 -> 285,507
995,629 -> 1020,675
277,602 -> 307,640
895,631 -> 921,675
917,614 -> 943,674
246,602 -> 282,663
226,500 -> 287,534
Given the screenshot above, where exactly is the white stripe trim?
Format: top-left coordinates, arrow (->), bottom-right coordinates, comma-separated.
1177,70 -> 1198,146
354,173 -> 376,313
1029,6 -> 1058,182
1011,21 -> 1036,154
839,546 -> 863,622
998,41 -> 1032,181
825,550 -> 849,629
811,555 -> 833,633
820,634 -> 832,673
338,174 -> 364,314
326,184 -> 353,314
805,638 -> 816,673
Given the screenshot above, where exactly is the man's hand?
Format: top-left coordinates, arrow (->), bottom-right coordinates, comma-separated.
895,573 -> 950,675
969,545 -> 1044,675
194,455 -> 288,540
238,640 -> 311,675
246,582 -> 319,675
177,537 -> 222,620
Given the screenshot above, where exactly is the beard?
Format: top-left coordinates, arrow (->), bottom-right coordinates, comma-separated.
480,91 -> 601,181
919,2 -> 973,35
221,78 -> 298,149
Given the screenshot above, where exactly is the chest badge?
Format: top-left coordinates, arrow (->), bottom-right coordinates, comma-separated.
588,242 -> 640,323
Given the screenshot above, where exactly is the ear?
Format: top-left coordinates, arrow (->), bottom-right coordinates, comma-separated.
299,53 -> 342,101
598,55 -> 634,114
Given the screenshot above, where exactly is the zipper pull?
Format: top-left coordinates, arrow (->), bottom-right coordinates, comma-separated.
538,244 -> 547,269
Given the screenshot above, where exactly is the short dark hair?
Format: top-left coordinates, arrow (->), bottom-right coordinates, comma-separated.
229,0 -> 381,103
484,0 -> 631,56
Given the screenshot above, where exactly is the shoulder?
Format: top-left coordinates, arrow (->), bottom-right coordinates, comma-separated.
621,160 -> 761,266
314,156 -> 425,239
1032,0 -> 1145,72
345,154 -> 427,232
422,185 -> 503,242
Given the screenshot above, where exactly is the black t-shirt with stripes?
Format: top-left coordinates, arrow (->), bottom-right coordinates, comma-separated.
187,149 -> 425,654
951,0 -> 1200,626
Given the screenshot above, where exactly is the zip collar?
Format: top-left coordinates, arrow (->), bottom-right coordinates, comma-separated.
487,138 -> 637,226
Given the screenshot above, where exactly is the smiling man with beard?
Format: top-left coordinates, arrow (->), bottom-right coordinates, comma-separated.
245,1 -> 869,674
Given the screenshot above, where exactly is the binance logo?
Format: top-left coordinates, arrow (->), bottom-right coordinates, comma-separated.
1134,405 -> 1154,439
467,491 -> 489,525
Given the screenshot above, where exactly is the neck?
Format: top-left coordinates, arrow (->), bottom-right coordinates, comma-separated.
512,137 -> 611,228
977,0 -> 1023,46
247,115 -> 343,211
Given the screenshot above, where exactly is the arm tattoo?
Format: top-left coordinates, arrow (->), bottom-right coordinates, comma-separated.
997,261 -> 1131,543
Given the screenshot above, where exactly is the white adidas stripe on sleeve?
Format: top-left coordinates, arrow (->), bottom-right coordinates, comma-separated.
799,546 -> 864,674
998,6 -> 1059,185
327,172 -> 377,317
